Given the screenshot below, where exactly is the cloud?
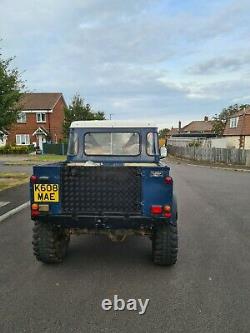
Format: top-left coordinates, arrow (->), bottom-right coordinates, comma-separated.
188,55 -> 250,75
1,0 -> 250,128
231,95 -> 250,104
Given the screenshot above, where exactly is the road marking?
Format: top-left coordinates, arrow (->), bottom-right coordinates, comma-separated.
0,201 -> 10,208
0,201 -> 30,223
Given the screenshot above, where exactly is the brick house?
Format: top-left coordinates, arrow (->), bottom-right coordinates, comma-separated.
165,127 -> 179,145
167,117 -> 216,147
180,117 -> 214,135
168,117 -> 215,138
7,93 -> 66,149
223,108 -> 250,149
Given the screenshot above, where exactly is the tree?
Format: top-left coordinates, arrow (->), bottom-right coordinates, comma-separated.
0,52 -> 25,134
159,128 -> 170,139
212,103 -> 250,136
63,94 -> 105,138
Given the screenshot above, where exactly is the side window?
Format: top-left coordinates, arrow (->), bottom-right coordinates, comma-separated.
67,131 -> 78,155
147,132 -> 158,155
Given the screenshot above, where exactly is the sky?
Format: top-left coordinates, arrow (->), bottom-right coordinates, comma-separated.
1,0 -> 250,128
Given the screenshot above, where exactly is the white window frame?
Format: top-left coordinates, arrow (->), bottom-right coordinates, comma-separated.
16,134 -> 30,145
17,112 -> 27,123
36,112 -> 46,123
229,117 -> 239,128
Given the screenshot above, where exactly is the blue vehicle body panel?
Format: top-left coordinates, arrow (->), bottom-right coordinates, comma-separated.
30,126 -> 175,229
31,162 -> 173,220
141,165 -> 171,217
31,163 -> 62,215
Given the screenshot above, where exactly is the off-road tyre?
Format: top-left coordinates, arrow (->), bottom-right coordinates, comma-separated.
152,224 -> 178,266
32,221 -> 70,264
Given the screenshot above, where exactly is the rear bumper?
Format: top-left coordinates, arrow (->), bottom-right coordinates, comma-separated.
33,214 -> 171,229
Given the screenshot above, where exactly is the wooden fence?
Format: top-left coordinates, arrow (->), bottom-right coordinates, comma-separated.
168,145 -> 250,166
43,143 -> 68,155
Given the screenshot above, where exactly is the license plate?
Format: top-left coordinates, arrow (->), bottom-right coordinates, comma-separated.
33,184 -> 59,202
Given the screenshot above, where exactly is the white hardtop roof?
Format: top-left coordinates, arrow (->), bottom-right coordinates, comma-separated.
70,120 -> 157,128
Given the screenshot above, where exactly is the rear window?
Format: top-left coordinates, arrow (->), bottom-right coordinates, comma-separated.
84,132 -> 140,156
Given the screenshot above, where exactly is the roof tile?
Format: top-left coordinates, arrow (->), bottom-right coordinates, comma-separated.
20,93 -> 62,110
181,121 -> 213,133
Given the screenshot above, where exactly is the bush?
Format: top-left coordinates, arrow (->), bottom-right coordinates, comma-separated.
0,144 -> 35,154
188,140 -> 202,148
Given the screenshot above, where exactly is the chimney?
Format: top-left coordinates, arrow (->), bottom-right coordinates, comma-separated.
204,116 -> 208,121
178,121 -> 181,133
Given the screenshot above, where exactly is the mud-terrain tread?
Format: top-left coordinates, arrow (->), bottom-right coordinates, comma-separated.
32,221 -> 69,264
152,224 -> 178,266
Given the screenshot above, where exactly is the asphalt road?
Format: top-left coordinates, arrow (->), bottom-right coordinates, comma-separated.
0,162 -> 250,333
0,183 -> 29,215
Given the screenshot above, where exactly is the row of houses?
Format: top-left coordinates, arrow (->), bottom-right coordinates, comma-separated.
167,110 -> 250,149
0,93 -> 66,148
1,92 -> 250,151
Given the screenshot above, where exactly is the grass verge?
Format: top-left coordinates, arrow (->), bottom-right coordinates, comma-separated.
4,154 -> 66,165
0,172 -> 29,191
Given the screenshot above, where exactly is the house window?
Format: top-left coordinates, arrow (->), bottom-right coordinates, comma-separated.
16,134 -> 30,145
36,112 -> 46,123
0,134 -> 6,144
230,117 -> 239,128
17,112 -> 26,123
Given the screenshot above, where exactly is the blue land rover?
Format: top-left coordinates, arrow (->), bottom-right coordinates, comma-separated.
31,121 -> 178,265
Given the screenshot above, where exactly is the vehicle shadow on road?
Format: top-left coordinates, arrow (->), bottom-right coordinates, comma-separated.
65,234 -> 153,268
31,230 -> 179,281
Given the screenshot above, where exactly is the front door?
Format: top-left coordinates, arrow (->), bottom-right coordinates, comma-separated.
37,135 -> 44,152
239,135 -> 245,149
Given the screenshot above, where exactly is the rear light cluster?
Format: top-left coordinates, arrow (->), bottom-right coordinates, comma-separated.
31,203 -> 39,218
150,176 -> 173,218
150,205 -> 162,214
150,205 -> 171,218
31,175 -> 49,217
30,175 -> 49,183
31,203 -> 49,218
164,176 -> 173,185
30,175 -> 38,183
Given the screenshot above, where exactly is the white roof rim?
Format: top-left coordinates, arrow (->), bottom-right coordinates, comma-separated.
70,120 -> 158,128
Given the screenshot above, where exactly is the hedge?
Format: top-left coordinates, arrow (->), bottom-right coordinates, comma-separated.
0,145 -> 35,154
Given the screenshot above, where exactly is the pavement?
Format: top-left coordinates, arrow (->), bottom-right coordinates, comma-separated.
0,164 -> 33,173
0,156 -> 36,174
0,162 -> 250,333
0,155 -> 33,162
167,155 -> 250,172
